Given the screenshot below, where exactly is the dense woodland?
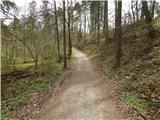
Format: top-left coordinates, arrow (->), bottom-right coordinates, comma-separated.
1,0 -> 160,120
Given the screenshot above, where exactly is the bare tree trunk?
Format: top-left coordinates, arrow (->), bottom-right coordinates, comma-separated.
100,2 -> 103,30
135,1 -> 139,21
23,30 -> 26,63
34,59 -> 38,69
128,11 -> 132,24
23,47 -> 26,63
13,39 -> 17,70
71,0 -> 74,43
151,0 -> 156,19
84,2 -> 87,44
84,13 -> 86,43
10,40 -> 14,65
115,0 -> 122,67
97,2 -> 100,46
123,11 -> 127,25
104,1 -> 108,43
141,2 -> 145,20
63,0 -> 67,69
131,1 -> 136,23
142,1 -> 155,38
67,1 -> 72,60
54,0 -> 61,61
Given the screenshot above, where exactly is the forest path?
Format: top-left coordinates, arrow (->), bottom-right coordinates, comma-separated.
34,48 -> 124,120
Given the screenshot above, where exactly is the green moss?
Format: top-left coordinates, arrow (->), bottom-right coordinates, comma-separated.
122,92 -> 152,110
1,109 -> 9,120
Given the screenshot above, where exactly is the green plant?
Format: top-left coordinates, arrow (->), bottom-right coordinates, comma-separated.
122,92 -> 152,110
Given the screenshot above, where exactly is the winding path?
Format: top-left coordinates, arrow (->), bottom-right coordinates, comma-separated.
34,48 -> 124,120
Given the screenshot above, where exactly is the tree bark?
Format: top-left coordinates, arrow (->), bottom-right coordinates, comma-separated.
54,0 -> 61,61
151,0 -> 156,19
63,0 -> 67,69
131,1 -> 136,23
135,1 -> 139,21
97,2 -> 100,46
141,2 -> 145,20
67,1 -> 72,60
104,1 -> 108,43
115,0 -> 122,67
142,1 -> 155,38
84,2 -> 87,44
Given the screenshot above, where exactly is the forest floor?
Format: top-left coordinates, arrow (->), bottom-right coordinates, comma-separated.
82,22 -> 160,120
33,48 -> 125,120
1,55 -> 70,119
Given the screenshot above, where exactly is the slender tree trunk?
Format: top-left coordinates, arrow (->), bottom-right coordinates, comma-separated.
103,2 -> 106,36
142,1 -> 155,38
13,39 -> 17,70
54,0 -> 61,61
151,0 -> 156,19
84,14 -> 86,43
104,1 -> 108,43
100,2 -> 104,31
34,59 -> 38,69
78,20 -> 82,48
71,0 -> 74,43
97,2 -> 100,46
84,2 -> 87,44
128,12 -> 132,24
115,0 -> 122,67
141,2 -> 145,20
63,0 -> 67,69
131,1 -> 136,23
10,40 -> 14,65
135,1 -> 139,21
67,1 -> 72,60
23,30 -> 26,63
23,47 -> 26,63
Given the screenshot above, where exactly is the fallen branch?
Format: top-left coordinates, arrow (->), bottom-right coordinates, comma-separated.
132,107 -> 149,120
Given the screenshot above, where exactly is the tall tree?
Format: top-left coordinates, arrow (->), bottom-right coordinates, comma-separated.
67,1 -> 72,60
131,0 -> 136,23
151,0 -> 156,19
97,1 -> 100,46
141,2 -> 145,20
135,1 -> 139,21
104,1 -> 108,43
115,0 -> 122,67
90,1 -> 97,34
54,0 -> 61,61
142,1 -> 155,38
63,0 -> 67,69
82,1 -> 87,44
27,1 -> 39,68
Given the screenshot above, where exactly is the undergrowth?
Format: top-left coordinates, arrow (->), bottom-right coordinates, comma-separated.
83,20 -> 160,119
1,61 -> 64,120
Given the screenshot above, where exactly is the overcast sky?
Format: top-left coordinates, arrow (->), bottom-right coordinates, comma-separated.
3,0 -> 160,26
6,0 -> 160,18
11,0 -> 132,23
12,0 -> 130,11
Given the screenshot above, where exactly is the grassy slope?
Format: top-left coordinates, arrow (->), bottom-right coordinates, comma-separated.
83,21 -> 160,119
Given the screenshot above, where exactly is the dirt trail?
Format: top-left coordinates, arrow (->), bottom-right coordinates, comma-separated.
34,48 -> 124,120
